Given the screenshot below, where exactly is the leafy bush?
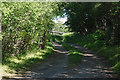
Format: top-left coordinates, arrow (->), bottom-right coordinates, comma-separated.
2,2 -> 59,60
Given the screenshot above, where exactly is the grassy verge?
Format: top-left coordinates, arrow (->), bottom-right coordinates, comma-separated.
2,42 -> 54,77
62,43 -> 83,67
51,34 -> 83,67
62,32 -> 120,74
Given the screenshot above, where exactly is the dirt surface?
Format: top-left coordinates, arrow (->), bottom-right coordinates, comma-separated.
67,43 -> 118,78
4,42 -> 119,79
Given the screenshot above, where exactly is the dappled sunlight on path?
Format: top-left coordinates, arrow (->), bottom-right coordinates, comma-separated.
6,43 -> 118,79
9,42 -> 69,79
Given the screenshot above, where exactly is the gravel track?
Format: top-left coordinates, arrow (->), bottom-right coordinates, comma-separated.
5,42 -> 119,79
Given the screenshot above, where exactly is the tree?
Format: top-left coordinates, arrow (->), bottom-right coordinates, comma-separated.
63,2 -> 120,45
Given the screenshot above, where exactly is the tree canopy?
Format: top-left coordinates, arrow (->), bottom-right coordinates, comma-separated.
63,2 -> 120,45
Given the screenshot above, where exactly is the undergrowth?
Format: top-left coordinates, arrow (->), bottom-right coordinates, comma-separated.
2,42 -> 54,77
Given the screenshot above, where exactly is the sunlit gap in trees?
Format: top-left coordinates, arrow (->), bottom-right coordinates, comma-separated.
52,13 -> 68,24
52,13 -> 69,34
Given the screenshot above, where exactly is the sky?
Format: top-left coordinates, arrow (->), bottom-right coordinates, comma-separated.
53,17 -> 67,24
53,13 -> 68,24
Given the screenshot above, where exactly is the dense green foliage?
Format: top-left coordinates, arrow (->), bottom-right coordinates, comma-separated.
2,2 -> 59,61
63,2 -> 120,45
52,22 -> 68,33
62,32 -> 120,74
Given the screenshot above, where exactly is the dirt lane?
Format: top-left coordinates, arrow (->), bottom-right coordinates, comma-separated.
10,42 -> 69,79
5,42 -> 119,79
